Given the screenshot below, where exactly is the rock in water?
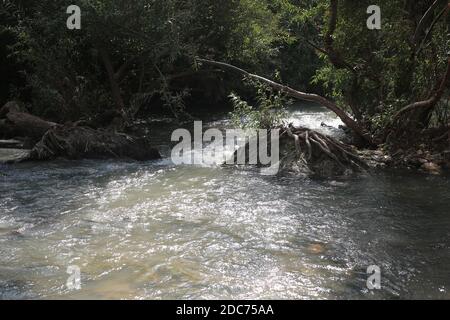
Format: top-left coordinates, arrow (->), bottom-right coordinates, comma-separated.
307,243 -> 326,254
421,162 -> 442,175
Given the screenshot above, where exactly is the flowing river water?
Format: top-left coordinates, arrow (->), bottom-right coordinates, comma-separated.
1,104 -> 449,299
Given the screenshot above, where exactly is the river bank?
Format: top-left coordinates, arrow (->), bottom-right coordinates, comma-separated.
1,102 -> 449,177
1,103 -> 449,299
1,149 -> 449,299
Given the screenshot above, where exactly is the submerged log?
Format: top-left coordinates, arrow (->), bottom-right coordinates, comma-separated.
30,125 -> 161,161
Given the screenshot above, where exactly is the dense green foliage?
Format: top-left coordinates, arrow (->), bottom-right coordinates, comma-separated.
230,77 -> 290,129
1,0 -> 305,121
306,0 -> 450,132
1,0 -> 449,147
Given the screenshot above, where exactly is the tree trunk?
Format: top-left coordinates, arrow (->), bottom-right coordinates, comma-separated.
4,111 -> 58,140
98,48 -> 126,112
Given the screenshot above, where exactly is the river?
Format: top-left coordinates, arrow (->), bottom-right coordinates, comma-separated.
1,104 -> 449,299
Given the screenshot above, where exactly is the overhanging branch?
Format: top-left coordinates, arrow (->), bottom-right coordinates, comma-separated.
196,58 -> 372,144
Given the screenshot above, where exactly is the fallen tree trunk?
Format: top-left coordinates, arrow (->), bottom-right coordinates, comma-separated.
30,125 -> 161,161
197,58 -> 373,146
1,101 -> 59,141
0,101 -> 161,162
5,112 -> 59,140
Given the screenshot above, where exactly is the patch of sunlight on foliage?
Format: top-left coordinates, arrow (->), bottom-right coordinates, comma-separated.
229,75 -> 291,130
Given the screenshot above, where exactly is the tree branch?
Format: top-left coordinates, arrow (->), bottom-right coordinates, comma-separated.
391,57 -> 450,121
416,4 -> 449,55
197,58 -> 372,144
413,0 -> 447,44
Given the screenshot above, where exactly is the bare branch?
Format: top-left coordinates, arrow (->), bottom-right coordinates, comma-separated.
413,0 -> 447,44
416,4 -> 449,55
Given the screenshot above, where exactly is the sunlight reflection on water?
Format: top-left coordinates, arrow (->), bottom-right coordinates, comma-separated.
1,105 -> 449,299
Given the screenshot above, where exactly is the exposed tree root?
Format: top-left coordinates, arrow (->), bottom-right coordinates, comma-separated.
228,124 -> 368,176
30,125 -> 161,161
0,101 -> 161,162
279,125 -> 368,175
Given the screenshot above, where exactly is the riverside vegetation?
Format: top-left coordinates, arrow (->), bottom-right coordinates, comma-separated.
1,1 -> 450,301
1,0 -> 449,175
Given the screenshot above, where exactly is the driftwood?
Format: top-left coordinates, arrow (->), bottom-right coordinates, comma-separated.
0,101 -> 59,141
30,126 -> 161,161
0,101 -> 161,162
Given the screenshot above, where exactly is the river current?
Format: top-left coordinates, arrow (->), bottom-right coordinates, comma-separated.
1,104 -> 449,299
